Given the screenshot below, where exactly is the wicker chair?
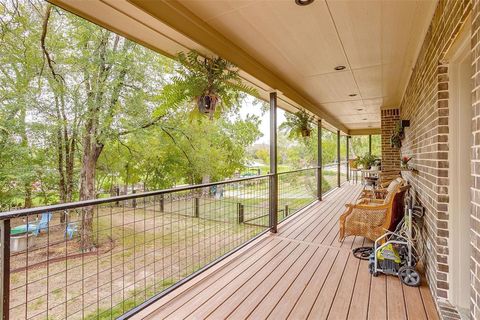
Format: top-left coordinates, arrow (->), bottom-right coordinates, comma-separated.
339,179 -> 408,242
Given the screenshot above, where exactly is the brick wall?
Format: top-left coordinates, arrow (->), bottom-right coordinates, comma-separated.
397,0 -> 471,318
380,108 -> 401,172
471,1 -> 480,318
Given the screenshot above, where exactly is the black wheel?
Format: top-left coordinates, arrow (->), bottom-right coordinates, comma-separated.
368,262 -> 374,274
398,266 -> 420,287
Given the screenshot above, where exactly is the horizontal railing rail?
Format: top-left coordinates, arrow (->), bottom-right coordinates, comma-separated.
0,174 -> 273,220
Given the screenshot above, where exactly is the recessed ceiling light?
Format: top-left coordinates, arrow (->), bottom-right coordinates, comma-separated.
334,65 -> 346,71
295,0 -> 314,5
349,93 -> 357,97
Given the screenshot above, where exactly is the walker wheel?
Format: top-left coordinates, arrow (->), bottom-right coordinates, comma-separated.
398,266 -> 420,287
368,262 -> 378,276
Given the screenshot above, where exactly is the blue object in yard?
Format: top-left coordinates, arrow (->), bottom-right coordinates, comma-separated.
65,222 -> 78,240
10,223 -> 37,236
33,212 -> 52,236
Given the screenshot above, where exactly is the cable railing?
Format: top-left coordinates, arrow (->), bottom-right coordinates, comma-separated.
0,166 -> 340,320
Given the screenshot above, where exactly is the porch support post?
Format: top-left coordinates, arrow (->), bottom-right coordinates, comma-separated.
346,136 -> 350,182
1,219 -> 10,320
337,130 -> 341,188
368,134 -> 372,155
317,119 -> 322,201
269,92 -> 278,233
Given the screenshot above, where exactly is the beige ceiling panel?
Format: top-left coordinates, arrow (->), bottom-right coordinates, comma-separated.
382,63 -> 402,107
180,1 -> 256,22
341,113 -> 380,122
326,0 -> 381,69
353,66 -> 383,99
381,1 -> 417,65
322,100 -> 364,114
201,0 -> 347,77
304,71 -> 357,104
347,122 -> 381,130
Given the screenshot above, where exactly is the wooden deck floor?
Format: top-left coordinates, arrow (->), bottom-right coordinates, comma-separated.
132,183 -> 439,320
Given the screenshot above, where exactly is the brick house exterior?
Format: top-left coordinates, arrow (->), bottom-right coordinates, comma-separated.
393,0 -> 473,318
471,1 -> 480,318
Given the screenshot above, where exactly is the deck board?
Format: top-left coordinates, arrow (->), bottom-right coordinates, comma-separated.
131,183 -> 439,320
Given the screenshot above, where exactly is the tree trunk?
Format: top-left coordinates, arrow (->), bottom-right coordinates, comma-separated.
79,142 -> 101,251
201,174 -> 210,196
24,184 -> 32,208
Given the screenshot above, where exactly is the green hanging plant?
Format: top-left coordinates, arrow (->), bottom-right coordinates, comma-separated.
280,109 -> 315,139
390,121 -> 405,148
156,50 -> 257,119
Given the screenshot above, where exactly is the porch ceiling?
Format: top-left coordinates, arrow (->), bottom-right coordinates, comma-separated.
51,0 -> 436,134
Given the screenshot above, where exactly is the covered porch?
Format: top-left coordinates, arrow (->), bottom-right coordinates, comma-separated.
0,0 -> 476,319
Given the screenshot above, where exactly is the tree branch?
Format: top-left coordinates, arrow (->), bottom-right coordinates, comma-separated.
40,4 -> 64,83
117,114 -> 167,136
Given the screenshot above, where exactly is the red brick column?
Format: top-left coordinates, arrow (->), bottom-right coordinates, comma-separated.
381,108 -> 401,172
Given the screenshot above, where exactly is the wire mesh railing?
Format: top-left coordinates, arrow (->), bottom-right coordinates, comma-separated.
0,175 -> 273,320
0,167 -> 335,319
277,168 -> 317,222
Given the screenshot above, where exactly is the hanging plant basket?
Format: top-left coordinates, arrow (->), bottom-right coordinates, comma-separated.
300,128 -> 311,137
390,134 -> 402,148
196,93 -> 219,116
390,121 -> 405,148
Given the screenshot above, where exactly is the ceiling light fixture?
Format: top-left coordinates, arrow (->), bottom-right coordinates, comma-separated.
295,0 -> 314,5
362,118 -> 368,121
357,108 -> 363,111
334,65 -> 346,71
349,93 -> 357,97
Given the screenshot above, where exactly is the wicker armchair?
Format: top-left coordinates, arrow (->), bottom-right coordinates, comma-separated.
339,180 -> 408,242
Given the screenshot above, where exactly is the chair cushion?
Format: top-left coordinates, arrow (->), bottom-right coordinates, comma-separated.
383,179 -> 400,204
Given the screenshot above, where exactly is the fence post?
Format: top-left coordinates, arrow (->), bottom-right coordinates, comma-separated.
194,198 -> 200,218
269,92 -> 278,233
1,219 -> 10,320
368,134 -> 372,155
159,194 -> 164,213
317,119 -> 322,201
237,203 -> 244,224
285,205 -> 289,217
132,189 -> 137,208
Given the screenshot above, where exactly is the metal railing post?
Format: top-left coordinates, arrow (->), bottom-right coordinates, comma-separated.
337,130 -> 341,188
317,119 -> 322,201
269,92 -> 278,233
1,219 -> 10,320
368,134 -> 372,155
346,136 -> 350,181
